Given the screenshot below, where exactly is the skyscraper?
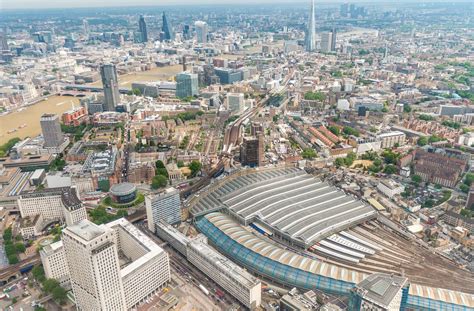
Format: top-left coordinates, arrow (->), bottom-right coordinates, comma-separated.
331,27 -> 337,52
82,19 -> 89,37
40,114 -> 64,148
162,12 -> 174,41
0,32 -> 9,52
305,0 -> 316,52
320,32 -> 332,53
240,133 -> 264,167
62,220 -> 127,310
195,21 -> 208,44
138,15 -> 148,43
61,219 -> 170,310
183,24 -> 191,40
175,72 -> 199,98
145,187 -> 181,231
100,64 -> 120,111
340,3 -> 349,17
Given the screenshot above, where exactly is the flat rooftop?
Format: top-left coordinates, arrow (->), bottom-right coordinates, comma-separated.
188,238 -> 260,289
106,218 -> 166,278
354,273 -> 408,308
66,219 -> 106,242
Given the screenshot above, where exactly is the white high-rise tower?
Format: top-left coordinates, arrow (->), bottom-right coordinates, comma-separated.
305,0 -> 316,52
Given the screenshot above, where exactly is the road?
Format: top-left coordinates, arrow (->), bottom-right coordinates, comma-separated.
0,255 -> 40,284
135,222 -> 242,309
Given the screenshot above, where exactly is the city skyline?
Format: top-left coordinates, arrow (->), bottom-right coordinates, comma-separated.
3,0 -> 472,10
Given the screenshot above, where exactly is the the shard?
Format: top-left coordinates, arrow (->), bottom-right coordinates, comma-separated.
305,0 -> 316,52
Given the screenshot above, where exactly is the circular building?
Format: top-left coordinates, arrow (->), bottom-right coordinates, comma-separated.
110,183 -> 137,204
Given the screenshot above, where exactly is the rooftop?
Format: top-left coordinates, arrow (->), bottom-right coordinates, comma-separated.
191,167 -> 376,246
354,273 -> 408,309
106,218 -> 166,278
66,219 -> 106,242
188,237 -> 260,288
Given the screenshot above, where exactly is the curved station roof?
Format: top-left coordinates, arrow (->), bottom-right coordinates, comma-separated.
191,167 -> 376,247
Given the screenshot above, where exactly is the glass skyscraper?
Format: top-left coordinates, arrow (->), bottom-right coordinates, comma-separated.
162,12 -> 174,41
175,72 -> 199,98
100,64 -> 120,111
138,15 -> 148,43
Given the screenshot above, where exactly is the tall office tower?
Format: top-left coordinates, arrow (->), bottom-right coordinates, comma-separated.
331,27 -> 337,51
0,32 -> 8,52
305,0 -> 316,52
227,93 -> 245,114
44,219 -> 170,310
183,24 -> 191,40
82,19 -> 89,36
175,72 -> 199,98
320,32 -> 333,53
40,114 -> 63,148
349,4 -> 356,17
138,15 -> 148,43
340,3 -> 349,17
100,64 -> 120,111
162,12 -> 174,41
195,21 -> 208,44
145,187 -> 181,231
62,220 -> 127,310
240,134 -> 264,167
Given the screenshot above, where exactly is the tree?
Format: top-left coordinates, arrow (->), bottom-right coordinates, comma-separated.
272,115 -> 279,123
155,160 -> 165,169
411,175 -> 422,185
117,210 -> 128,218
382,150 -> 400,165
156,168 -> 169,178
43,279 -> 59,292
343,126 -> 360,137
151,175 -> 168,189
328,126 -> 340,136
361,151 -> 378,161
7,254 -> 19,264
429,135 -> 443,143
383,164 -> 397,175
460,184 -> 470,193
52,285 -> 68,304
403,104 -> 412,113
304,91 -> 326,101
344,152 -> 357,166
189,160 -> 202,178
464,173 -> 474,186
0,137 -> 21,157
2,227 -> 12,241
301,148 -> 317,160
334,158 -> 345,167
32,265 -> 46,283
15,242 -> 26,253
177,160 -> 185,168
417,137 -> 428,146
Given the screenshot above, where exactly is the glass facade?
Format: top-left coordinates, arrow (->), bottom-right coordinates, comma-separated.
195,217 -> 474,311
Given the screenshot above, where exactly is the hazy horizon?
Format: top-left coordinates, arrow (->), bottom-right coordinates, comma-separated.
2,0 -> 472,10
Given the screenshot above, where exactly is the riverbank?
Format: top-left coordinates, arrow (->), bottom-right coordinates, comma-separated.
0,95 -> 79,145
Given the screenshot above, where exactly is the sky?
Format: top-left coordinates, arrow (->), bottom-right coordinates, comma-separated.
2,0 -> 454,10
3,0 -> 305,10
